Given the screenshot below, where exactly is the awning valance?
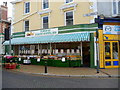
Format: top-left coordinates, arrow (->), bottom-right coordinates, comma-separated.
3,33 -> 90,45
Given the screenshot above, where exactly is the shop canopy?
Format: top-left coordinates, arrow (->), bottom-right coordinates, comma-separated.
3,33 -> 90,45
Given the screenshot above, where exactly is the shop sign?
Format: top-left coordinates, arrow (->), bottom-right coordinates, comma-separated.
84,12 -> 98,17
103,25 -> 120,35
25,28 -> 58,37
104,35 -> 120,40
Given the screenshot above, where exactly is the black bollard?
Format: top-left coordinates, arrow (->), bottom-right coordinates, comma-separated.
45,60 -> 47,73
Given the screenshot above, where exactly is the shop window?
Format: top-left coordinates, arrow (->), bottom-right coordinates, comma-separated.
24,2 -> 30,14
66,0 -> 73,3
65,11 -> 73,26
105,61 -> 111,66
113,61 -> 119,66
42,0 -> 49,9
24,20 -> 29,31
105,42 -> 111,59
42,16 -> 49,29
112,42 -> 118,59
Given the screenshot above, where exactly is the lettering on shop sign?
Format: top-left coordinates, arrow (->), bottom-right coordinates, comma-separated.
25,28 -> 58,37
104,35 -> 120,40
103,25 -> 120,35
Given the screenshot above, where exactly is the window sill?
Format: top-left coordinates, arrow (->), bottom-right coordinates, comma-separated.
23,12 -> 30,16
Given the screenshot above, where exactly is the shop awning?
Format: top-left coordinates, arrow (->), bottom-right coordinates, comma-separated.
3,33 -> 90,45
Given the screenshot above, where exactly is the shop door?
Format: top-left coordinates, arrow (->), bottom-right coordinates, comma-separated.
104,41 -> 119,68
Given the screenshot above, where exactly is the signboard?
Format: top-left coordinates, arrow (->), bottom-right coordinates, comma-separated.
104,35 -> 120,40
103,25 -> 120,34
25,28 -> 58,37
84,12 -> 98,17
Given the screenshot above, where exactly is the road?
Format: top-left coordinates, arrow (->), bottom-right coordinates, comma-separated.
2,70 -> 119,88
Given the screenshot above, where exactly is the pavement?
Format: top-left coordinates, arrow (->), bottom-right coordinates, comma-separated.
3,64 -> 120,78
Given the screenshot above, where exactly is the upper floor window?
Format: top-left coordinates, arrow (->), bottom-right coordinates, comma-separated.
118,1 -> 120,14
42,16 -> 49,29
24,20 -> 29,31
66,0 -> 73,3
65,11 -> 73,26
25,2 -> 30,14
113,0 -> 117,14
42,0 -> 49,9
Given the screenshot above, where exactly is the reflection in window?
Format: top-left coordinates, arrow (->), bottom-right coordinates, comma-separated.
105,61 -> 111,66
105,42 -> 111,59
43,0 -> 49,9
113,42 -> 118,59
24,20 -> 29,31
43,16 -> 48,29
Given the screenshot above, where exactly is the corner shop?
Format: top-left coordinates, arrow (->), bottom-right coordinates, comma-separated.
3,23 -> 98,68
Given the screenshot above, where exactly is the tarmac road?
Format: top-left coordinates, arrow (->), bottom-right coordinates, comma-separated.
2,70 -> 119,89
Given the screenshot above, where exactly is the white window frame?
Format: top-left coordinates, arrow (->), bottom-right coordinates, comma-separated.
112,0 -> 119,16
64,11 -> 74,26
24,2 -> 30,14
42,16 -> 49,29
42,0 -> 49,10
24,20 -> 29,31
65,0 -> 74,4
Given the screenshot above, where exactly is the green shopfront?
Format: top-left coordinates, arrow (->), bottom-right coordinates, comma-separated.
3,24 -> 97,68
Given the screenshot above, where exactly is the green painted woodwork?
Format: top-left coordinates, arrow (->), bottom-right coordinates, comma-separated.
59,29 -> 96,34
90,33 -> 95,68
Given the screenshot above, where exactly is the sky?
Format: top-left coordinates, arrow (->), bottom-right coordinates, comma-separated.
0,0 -> 13,18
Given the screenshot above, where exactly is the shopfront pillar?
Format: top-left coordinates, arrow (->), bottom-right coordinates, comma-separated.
98,29 -> 104,68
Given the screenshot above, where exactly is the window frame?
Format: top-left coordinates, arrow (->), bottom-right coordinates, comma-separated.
24,2 -> 30,14
112,0 -> 119,15
42,0 -> 49,10
24,20 -> 29,32
42,16 -> 49,29
64,11 -> 74,26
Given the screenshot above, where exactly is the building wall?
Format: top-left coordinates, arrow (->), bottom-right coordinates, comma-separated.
12,0 -> 95,33
97,0 -> 120,17
0,4 -> 9,54
97,1 -> 112,16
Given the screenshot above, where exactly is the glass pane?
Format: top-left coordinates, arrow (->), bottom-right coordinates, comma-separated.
105,42 -> 111,59
113,42 -> 118,59
43,0 -> 49,9
43,17 -> 48,29
113,0 -> 117,14
105,61 -> 111,66
113,61 -> 119,66
66,12 -> 73,26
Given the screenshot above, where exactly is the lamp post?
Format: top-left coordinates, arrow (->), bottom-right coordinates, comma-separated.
96,29 -> 99,73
